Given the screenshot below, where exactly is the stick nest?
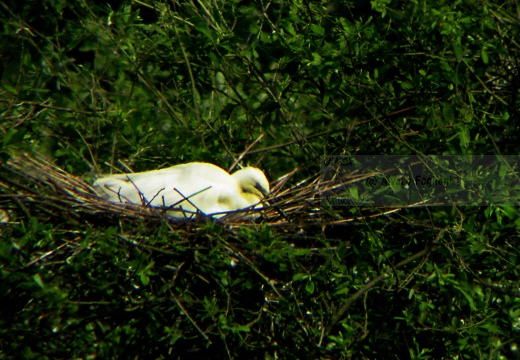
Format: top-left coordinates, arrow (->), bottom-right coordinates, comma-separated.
1,153 -> 394,232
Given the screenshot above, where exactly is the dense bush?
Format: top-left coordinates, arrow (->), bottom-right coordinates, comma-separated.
1,0 -> 520,358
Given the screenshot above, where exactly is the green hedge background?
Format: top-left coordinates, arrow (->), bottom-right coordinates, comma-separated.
1,0 -> 520,358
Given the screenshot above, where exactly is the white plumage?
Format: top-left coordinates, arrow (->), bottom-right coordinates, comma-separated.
93,162 -> 269,218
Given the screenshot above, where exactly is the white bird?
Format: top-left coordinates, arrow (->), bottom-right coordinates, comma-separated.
93,162 -> 269,218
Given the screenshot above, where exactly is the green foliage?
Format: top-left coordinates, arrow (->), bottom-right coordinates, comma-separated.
2,0 -> 520,358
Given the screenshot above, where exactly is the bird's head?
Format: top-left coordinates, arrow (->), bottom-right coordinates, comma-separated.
232,167 -> 270,200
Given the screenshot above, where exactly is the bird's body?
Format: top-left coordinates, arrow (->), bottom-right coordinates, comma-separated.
93,162 -> 269,218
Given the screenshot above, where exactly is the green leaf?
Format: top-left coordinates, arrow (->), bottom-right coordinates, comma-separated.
442,104 -> 454,122
194,21 -> 212,39
349,186 -> 359,200
249,23 -> 260,34
285,23 -> 296,36
452,41 -> 463,60
458,126 -> 470,149
481,47 -> 489,64
140,273 -> 150,286
310,24 -> 325,36
33,273 -> 45,289
408,288 -> 415,300
3,127 -> 27,147
305,280 -> 315,294
293,273 -> 309,282
454,285 -> 476,310
3,84 -> 18,95
334,286 -> 350,295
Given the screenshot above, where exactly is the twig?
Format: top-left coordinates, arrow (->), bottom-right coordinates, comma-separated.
221,240 -> 284,300
228,133 -> 265,172
171,291 -> 212,345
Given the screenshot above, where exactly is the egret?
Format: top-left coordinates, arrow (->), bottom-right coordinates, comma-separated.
93,162 -> 269,218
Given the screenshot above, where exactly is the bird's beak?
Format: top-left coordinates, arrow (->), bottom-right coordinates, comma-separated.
253,183 -> 269,198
